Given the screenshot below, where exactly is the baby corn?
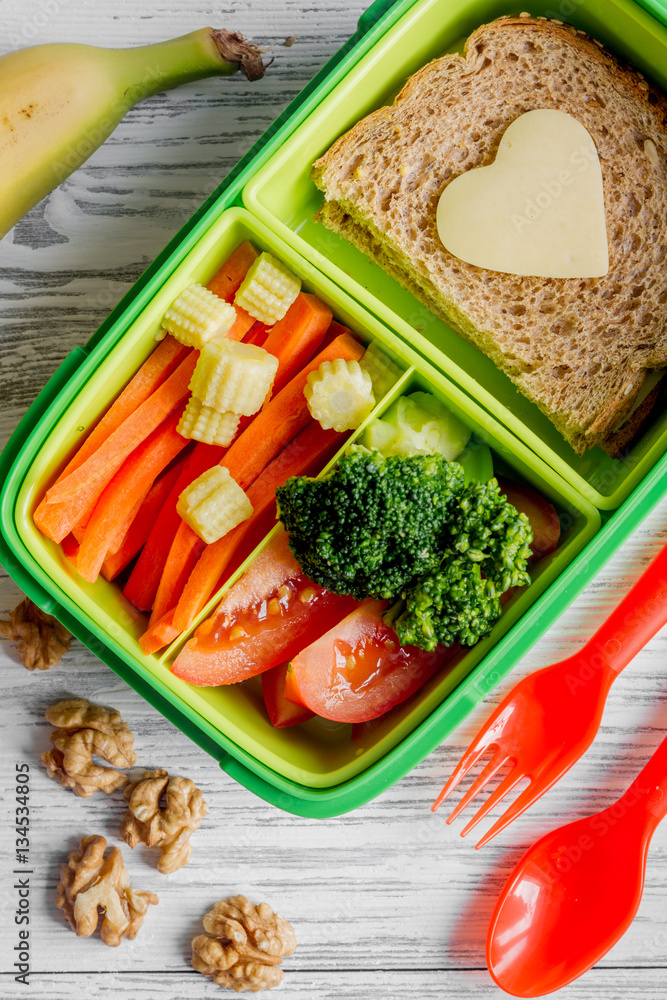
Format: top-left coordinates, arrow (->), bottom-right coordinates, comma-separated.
189,339 -> 278,416
177,466 -> 253,544
234,251 -> 301,325
304,358 -> 375,432
162,283 -> 236,349
360,342 -> 404,399
177,397 -> 241,447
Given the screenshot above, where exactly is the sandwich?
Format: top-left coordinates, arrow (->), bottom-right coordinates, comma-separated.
312,15 -> 667,455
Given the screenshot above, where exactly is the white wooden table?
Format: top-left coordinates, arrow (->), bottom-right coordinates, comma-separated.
1,2 -> 667,997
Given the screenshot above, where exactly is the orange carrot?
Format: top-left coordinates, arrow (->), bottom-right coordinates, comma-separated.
206,240 -> 258,302
172,422 -> 344,633
122,442 -> 223,611
71,525 -> 86,544
139,608 -> 180,656
56,335 -> 188,485
101,464 -> 181,582
148,520 -> 206,626
144,331 -> 364,625
34,351 -> 198,544
261,293 -> 332,395
323,320 -> 354,347
76,410 -> 190,583
226,306 -> 256,343
104,495 -> 147,560
243,322 -> 269,347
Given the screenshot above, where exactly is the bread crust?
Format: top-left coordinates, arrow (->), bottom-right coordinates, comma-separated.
313,15 -> 667,455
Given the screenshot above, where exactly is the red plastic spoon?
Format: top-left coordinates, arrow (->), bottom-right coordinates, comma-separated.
487,732 -> 667,996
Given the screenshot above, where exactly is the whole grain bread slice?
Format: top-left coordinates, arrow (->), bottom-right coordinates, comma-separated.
312,15 -> 667,455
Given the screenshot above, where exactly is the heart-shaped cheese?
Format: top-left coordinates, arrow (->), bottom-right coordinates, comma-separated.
436,109 -> 609,279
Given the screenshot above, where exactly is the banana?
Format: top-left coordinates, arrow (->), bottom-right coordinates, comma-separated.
0,29 -> 265,239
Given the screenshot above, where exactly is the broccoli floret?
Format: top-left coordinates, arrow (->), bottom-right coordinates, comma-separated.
275,447 -> 465,600
391,480 -> 533,650
387,558 -> 501,648
276,447 -> 534,650
448,480 -> 535,593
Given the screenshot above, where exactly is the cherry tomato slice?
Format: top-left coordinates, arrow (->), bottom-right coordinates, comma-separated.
262,661 -> 314,728
286,600 -> 459,723
171,529 -> 358,687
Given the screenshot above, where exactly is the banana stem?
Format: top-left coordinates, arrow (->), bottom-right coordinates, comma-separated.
110,28 -> 266,106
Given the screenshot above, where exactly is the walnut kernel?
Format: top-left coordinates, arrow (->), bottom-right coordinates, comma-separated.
121,768 -> 208,873
42,697 -> 137,797
192,895 -> 296,992
56,835 -> 158,946
0,597 -> 70,670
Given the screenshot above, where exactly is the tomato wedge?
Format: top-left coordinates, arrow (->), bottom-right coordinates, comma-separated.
170,529 -> 358,687
285,600 -> 460,723
262,661 -> 314,728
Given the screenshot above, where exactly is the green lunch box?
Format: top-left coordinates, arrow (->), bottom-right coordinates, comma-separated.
0,0 -> 665,817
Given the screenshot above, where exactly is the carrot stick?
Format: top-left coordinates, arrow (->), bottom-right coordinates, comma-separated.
105,495 -> 147,560
261,293 -> 332,395
148,520 -> 206,626
35,351 -> 198,546
56,335 -> 188,485
243,322 -> 269,347
144,331 -> 364,625
76,410 -> 190,583
101,463 -> 182,582
139,608 -> 180,656
172,421 -> 344,633
226,306 -> 256,343
323,320 -> 354,347
206,240 -> 258,302
123,442 -> 223,611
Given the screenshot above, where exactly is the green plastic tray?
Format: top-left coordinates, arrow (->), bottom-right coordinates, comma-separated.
0,0 -> 665,816
2,205 -> 599,790
243,0 -> 667,511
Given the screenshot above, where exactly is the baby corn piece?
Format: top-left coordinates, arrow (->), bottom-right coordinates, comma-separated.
360,342 -> 404,399
177,397 -> 241,447
163,283 -> 236,349
176,466 -> 253,545
305,358 -> 375,432
189,339 -> 278,416
234,251 -> 301,325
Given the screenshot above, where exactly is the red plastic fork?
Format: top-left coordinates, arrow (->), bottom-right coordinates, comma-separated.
433,539 -> 667,849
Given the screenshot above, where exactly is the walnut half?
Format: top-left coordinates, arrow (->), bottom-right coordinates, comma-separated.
192,895 -> 297,993
56,835 -> 158,946
42,697 -> 137,797
0,597 -> 71,670
121,769 -> 208,873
